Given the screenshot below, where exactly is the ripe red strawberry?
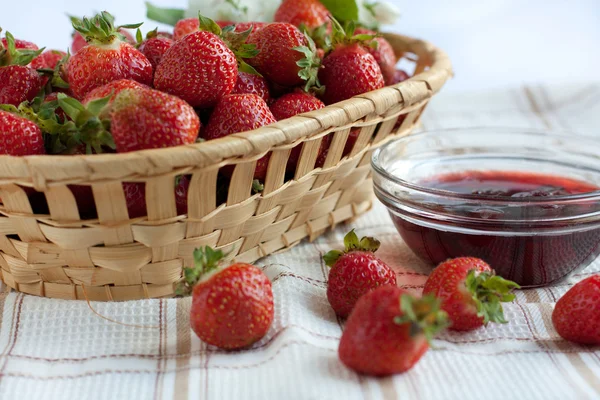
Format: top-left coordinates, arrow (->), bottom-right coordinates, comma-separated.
0,65 -> 42,106
31,50 -> 67,70
231,71 -> 271,103
342,128 -> 359,156
138,35 -> 173,70
274,0 -> 331,30
0,32 -> 43,106
318,21 -> 385,105
0,110 -> 45,155
319,42 -> 384,105
324,230 -> 397,318
173,17 -> 199,40
181,246 -> 274,350
154,17 -> 242,108
203,94 -> 276,180
391,69 -> 410,85
175,175 -> 190,215
65,12 -> 153,99
270,91 -> 330,172
423,257 -> 520,331
109,87 -> 200,152
339,285 -> 448,376
247,23 -> 318,88
354,28 -> 397,85
552,275 -> 600,345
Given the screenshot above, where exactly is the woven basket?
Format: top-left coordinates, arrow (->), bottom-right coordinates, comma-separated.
0,33 -> 451,301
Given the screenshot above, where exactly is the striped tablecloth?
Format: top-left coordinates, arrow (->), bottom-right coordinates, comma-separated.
0,83 -> 598,399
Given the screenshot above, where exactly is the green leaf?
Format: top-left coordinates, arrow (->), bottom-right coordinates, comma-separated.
238,61 -> 261,76
395,293 -> 449,343
135,28 -> 143,45
323,250 -> 343,267
465,270 -> 520,325
86,94 -> 113,116
145,2 -> 185,27
343,229 -> 360,250
319,0 -> 359,23
198,13 -> 222,36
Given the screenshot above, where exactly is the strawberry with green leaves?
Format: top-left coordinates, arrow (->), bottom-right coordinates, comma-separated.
423,257 -> 520,331
136,28 -> 173,70
339,285 -> 448,376
318,20 -> 384,105
552,275 -> 600,345
155,15 -> 259,108
65,12 -> 153,99
203,93 -> 276,180
0,31 -> 44,106
247,22 -> 320,89
180,246 -> 274,350
354,27 -> 398,85
324,230 -> 397,318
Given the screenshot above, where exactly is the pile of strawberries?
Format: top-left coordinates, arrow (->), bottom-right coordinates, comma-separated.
0,0 -> 410,218
183,229 -> 599,377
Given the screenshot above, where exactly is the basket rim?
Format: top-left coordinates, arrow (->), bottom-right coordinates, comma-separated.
0,32 -> 452,188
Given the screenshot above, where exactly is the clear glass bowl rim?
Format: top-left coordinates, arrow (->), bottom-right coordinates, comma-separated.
371,127 -> 600,204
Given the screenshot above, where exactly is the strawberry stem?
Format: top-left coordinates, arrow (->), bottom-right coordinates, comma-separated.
465,270 -> 520,325
0,30 -> 44,66
176,246 -> 225,296
394,293 -> 449,343
71,12 -> 142,45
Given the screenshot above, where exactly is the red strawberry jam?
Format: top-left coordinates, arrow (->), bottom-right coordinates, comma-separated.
391,171 -> 600,287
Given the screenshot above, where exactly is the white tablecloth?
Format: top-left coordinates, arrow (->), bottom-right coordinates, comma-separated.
0,83 -> 599,399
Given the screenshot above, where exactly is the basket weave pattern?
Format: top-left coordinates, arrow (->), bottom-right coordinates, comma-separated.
0,33 -> 451,301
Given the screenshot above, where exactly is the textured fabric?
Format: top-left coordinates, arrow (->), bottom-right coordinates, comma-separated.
0,83 -> 599,399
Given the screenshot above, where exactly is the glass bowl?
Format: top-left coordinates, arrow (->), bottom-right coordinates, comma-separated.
371,128 -> 600,287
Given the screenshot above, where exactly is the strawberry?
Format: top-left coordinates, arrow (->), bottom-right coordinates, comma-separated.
155,16 -> 257,108
0,31 -> 43,106
65,12 -> 153,99
109,87 -> 200,152
175,175 -> 190,215
137,28 -> 173,70
423,257 -> 520,331
274,0 -> 331,30
323,230 -> 397,318
0,110 -> 45,155
82,79 -> 148,106
0,66 -> 42,106
173,17 -> 199,40
247,23 -> 320,88
552,275 -> 600,345
391,69 -> 410,85
202,94 -> 276,180
31,50 -> 67,87
138,36 -> 172,70
339,285 -> 448,376
270,91 -> 329,172
181,246 -> 274,350
231,71 -> 271,103
355,28 -> 397,85
318,21 -> 384,105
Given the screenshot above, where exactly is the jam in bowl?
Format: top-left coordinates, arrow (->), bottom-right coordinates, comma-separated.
371,128 -> 600,287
